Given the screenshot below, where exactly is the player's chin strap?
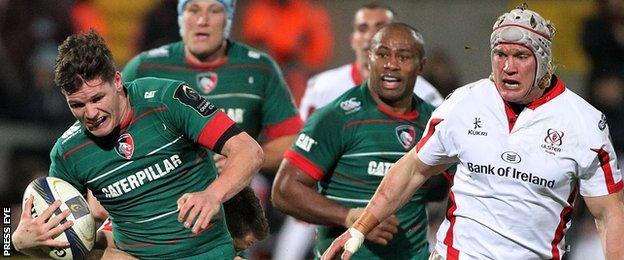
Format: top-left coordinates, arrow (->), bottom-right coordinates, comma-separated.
344,228 -> 365,253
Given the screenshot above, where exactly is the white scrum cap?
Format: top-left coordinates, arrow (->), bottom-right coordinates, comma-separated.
490,6 -> 555,88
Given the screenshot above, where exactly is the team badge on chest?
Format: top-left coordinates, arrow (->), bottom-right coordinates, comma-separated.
115,133 -> 135,159
197,72 -> 218,94
395,125 -> 415,149
541,128 -> 564,155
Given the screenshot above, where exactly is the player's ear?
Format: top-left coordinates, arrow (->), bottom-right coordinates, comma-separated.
113,71 -> 123,92
417,57 -> 427,73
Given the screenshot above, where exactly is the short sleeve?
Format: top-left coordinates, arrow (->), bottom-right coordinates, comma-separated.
579,119 -> 623,197
162,82 -> 237,151
415,87 -> 469,166
260,57 -> 302,137
283,108 -> 343,181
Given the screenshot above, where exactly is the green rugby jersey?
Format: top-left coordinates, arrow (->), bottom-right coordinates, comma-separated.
49,77 -> 239,259
122,40 -> 302,140
284,83 -> 436,259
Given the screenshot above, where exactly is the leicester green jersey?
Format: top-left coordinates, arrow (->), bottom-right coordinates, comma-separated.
49,77 -> 239,259
122,40 -> 302,141
284,83 -> 436,259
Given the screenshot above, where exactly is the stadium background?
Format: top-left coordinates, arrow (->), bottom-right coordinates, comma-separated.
0,0 -> 614,259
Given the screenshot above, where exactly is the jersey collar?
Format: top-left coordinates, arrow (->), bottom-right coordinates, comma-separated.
362,82 -> 419,120
184,40 -> 230,70
525,76 -> 565,110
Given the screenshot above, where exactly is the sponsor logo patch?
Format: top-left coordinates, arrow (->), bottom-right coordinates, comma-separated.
295,133 -> 317,152
174,84 -> 217,117
467,117 -> 488,136
115,133 -> 134,159
501,151 -> 521,164
541,128 -> 564,155
197,72 -> 218,94
598,114 -> 607,131
395,125 -> 415,149
65,196 -> 90,219
340,98 -> 361,114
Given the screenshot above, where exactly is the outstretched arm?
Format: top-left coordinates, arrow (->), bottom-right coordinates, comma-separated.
322,149 -> 450,260
584,190 -> 624,259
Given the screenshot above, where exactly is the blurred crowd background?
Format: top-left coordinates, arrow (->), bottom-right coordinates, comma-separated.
0,0 -> 622,259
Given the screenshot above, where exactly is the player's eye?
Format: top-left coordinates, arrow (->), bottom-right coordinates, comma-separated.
69,103 -> 84,109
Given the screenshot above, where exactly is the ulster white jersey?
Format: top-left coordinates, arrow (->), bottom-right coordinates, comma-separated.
299,63 -> 444,120
416,77 -> 622,260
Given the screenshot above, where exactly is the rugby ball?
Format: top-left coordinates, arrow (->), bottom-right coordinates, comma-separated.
22,177 -> 96,259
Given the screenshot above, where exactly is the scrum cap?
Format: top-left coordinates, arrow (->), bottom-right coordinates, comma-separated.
490,6 -> 555,88
177,0 -> 236,38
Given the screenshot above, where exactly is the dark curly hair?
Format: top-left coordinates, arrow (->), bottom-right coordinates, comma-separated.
54,29 -> 116,94
223,186 -> 269,241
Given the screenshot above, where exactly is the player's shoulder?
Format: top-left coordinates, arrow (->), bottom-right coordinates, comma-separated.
313,86 -> 367,120
54,121 -> 88,154
430,78 -> 490,119
556,82 -> 604,129
137,41 -> 183,61
560,87 -> 601,119
227,41 -> 276,66
442,78 -> 488,104
125,77 -> 186,106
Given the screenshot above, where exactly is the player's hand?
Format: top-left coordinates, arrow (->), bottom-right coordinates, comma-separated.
12,195 -> 74,251
213,154 -> 227,173
321,228 -> 364,260
365,215 -> 399,245
344,208 -> 364,227
177,190 -> 221,234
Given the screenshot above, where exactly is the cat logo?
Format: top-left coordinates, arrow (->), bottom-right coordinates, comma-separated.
395,125 -> 415,149
295,133 -> 317,152
115,133 -> 135,159
197,72 -> 218,94
144,91 -> 156,99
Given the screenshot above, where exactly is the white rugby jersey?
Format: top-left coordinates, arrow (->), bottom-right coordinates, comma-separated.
416,77 -> 622,260
299,62 -> 444,120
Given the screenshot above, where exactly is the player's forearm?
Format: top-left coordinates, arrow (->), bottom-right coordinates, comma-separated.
596,204 -> 624,259
272,179 -> 349,226
261,135 -> 296,173
366,151 -> 428,224
208,134 -> 264,202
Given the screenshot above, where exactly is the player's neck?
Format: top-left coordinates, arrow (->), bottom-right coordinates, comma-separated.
184,41 -> 228,66
118,90 -> 132,131
368,84 -> 413,115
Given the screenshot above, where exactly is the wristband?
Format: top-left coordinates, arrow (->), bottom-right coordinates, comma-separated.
344,227 -> 365,253
351,210 -> 380,235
